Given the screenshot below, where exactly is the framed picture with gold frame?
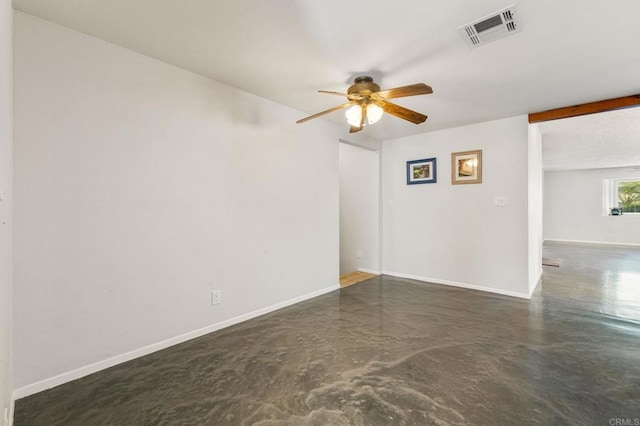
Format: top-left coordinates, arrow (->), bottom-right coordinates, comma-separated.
451,150 -> 482,184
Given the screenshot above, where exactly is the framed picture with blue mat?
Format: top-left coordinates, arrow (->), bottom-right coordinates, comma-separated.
407,158 -> 437,185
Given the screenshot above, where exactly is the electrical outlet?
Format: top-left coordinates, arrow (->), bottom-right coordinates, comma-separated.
356,249 -> 363,258
211,290 -> 221,305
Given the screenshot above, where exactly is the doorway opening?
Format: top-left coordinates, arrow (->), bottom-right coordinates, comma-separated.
338,142 -> 380,288
536,107 -> 640,248
529,95 -> 640,296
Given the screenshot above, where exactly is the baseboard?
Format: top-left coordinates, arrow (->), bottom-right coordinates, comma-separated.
382,270 -> 531,300
5,396 -> 14,426
544,238 -> 640,248
529,269 -> 542,298
357,267 -> 381,275
8,398 -> 14,426
13,284 -> 339,400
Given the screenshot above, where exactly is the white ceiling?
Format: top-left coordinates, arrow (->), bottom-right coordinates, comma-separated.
539,107 -> 640,171
11,0 -> 640,141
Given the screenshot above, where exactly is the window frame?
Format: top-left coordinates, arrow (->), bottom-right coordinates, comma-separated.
604,178 -> 640,215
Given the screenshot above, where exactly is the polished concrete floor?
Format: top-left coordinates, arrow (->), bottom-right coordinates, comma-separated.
15,243 -> 640,425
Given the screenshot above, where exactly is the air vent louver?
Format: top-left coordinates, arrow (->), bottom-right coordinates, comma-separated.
459,5 -> 521,48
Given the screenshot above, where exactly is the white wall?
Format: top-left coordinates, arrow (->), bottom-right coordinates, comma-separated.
544,167 -> 640,245
339,143 -> 380,274
528,124 -> 543,292
12,12 -> 383,390
382,116 -> 531,297
0,0 -> 12,421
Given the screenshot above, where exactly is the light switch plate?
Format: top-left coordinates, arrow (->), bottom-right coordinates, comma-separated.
493,196 -> 510,207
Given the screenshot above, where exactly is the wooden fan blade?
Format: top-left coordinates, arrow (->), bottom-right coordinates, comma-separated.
296,102 -> 353,124
318,90 -> 348,97
380,100 -> 428,124
349,126 -> 363,133
375,83 -> 433,99
320,90 -> 364,101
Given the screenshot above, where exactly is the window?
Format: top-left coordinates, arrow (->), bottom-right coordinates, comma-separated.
617,180 -> 640,213
604,178 -> 640,215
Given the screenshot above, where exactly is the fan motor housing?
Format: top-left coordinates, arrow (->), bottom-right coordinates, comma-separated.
348,76 -> 380,97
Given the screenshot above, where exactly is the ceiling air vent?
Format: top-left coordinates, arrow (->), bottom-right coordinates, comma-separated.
459,5 -> 521,48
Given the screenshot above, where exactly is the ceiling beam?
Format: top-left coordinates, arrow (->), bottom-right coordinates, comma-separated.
528,94 -> 640,123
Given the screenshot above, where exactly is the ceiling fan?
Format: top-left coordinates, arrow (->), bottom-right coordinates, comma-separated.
296,76 -> 433,133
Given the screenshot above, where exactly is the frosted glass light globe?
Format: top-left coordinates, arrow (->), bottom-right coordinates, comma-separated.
345,105 -> 362,127
366,104 -> 383,125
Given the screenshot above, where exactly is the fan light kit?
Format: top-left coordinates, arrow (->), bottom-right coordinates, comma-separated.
345,103 -> 383,127
296,76 -> 433,133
